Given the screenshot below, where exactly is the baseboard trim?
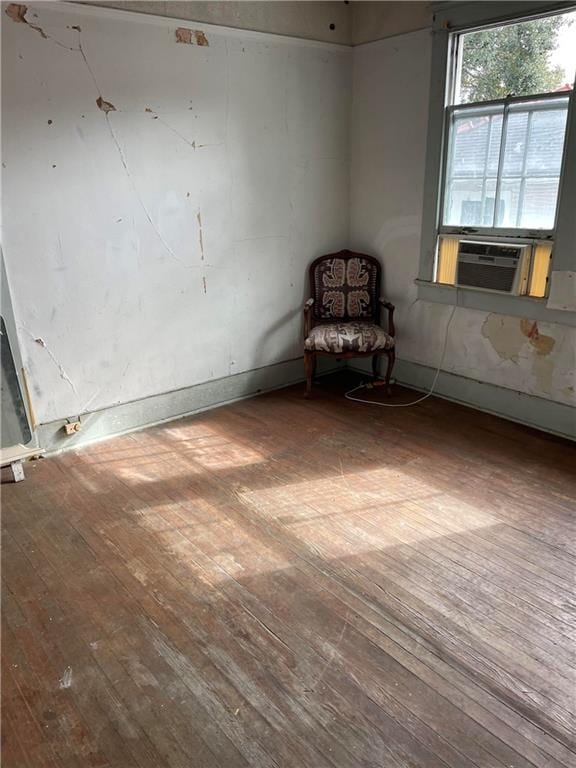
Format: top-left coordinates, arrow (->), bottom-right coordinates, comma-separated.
349,358 -> 576,442
33,355 -> 576,453
37,357 -> 341,455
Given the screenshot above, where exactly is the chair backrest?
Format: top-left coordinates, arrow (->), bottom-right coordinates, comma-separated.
309,250 -> 380,321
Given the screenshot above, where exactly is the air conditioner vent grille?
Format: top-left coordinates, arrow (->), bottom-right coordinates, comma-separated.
457,261 -> 517,292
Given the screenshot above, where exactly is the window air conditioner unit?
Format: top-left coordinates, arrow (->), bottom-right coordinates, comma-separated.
456,240 -> 530,295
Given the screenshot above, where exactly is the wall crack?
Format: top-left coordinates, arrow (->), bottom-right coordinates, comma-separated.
23,330 -> 78,395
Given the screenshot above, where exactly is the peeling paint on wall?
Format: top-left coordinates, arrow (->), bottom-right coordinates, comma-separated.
175,28 -> 209,46
481,315 -> 556,362
5,3 -> 47,38
96,96 -> 116,114
6,3 -> 27,23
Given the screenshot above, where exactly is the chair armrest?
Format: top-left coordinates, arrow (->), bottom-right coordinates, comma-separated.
378,298 -> 395,337
303,298 -> 314,338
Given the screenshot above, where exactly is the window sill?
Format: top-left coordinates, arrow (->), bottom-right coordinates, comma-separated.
415,280 -> 576,327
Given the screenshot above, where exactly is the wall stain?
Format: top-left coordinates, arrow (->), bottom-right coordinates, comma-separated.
96,96 -> 116,114
175,27 -> 209,46
202,276 -> 207,294
5,3 -> 47,38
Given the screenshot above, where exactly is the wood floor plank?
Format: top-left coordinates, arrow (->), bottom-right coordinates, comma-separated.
2,373 -> 575,767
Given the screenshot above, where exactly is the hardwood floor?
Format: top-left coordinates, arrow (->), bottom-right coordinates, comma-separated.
2,372 -> 575,768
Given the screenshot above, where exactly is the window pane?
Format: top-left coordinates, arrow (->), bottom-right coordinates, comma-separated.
448,109 -> 503,179
444,179 -> 497,227
443,106 -> 503,227
520,178 -> 561,229
525,107 -> 568,176
454,11 -> 576,105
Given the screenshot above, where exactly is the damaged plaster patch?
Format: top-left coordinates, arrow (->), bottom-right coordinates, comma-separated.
175,28 -> 209,46
481,315 -> 525,361
5,3 -> 47,38
482,315 -> 556,361
96,96 -> 116,114
5,3 -> 27,22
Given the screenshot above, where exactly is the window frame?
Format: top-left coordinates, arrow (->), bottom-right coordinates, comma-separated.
418,1 -> 576,324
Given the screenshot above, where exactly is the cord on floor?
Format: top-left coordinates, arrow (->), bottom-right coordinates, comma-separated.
344,302 -> 457,408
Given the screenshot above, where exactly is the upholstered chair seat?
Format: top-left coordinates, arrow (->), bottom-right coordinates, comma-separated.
304,322 -> 394,354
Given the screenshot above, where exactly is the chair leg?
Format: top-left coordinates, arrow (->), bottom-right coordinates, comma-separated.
372,354 -> 380,380
304,351 -> 315,398
384,348 -> 395,395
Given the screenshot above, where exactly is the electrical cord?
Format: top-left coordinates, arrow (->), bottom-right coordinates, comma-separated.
344,297 -> 458,408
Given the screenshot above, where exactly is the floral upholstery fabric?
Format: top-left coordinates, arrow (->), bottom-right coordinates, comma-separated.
305,322 -> 394,354
312,257 -> 378,319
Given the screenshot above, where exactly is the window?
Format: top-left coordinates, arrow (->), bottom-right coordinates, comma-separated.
434,10 -> 576,297
443,98 -> 568,231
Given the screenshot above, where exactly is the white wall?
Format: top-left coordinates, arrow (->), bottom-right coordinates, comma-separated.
350,31 -> 575,408
2,3 -> 350,425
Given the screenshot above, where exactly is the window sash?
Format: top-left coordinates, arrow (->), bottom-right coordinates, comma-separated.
439,91 -> 570,236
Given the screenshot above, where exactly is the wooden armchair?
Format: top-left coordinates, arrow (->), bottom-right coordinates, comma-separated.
303,250 -> 395,397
